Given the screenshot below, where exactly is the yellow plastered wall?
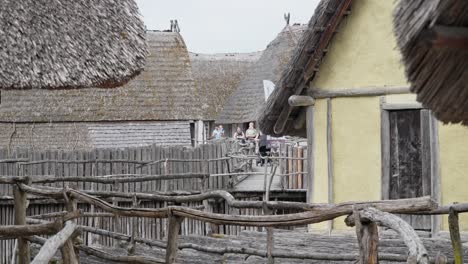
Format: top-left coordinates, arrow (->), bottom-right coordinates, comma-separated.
303,0 -> 468,231
439,124 -> 468,231
307,0 -> 407,230
312,0 -> 408,89
331,97 -> 381,229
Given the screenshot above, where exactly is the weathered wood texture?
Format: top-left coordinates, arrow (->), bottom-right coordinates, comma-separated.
448,207 -> 464,264
31,221 -> 76,264
346,208 -> 429,263
27,229 -> 467,264
14,185 -> 30,264
309,86 -> 410,99
0,142 -> 234,260
354,209 -> 378,264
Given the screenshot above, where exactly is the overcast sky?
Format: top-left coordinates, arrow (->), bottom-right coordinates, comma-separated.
135,0 -> 320,53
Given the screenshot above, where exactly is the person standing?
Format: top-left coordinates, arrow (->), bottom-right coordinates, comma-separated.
245,122 -> 259,153
218,125 -> 225,137
212,126 -> 221,139
245,122 -> 259,140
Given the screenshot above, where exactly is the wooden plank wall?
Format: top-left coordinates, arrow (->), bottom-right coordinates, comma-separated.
280,143 -> 306,190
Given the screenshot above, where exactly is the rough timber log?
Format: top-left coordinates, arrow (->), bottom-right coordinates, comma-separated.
31,221 -> 76,264
0,221 -> 62,238
18,183 -> 437,214
353,208 -> 378,264
346,207 -> 429,264
448,207 -> 463,264
309,86 -> 410,99
27,236 -> 165,264
14,184 -> 30,264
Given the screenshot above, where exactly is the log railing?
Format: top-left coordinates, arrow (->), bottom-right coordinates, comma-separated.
0,174 -> 467,264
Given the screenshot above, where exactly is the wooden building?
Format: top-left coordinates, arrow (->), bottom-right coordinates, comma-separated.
0,31 -> 199,151
190,52 -> 260,142
258,0 -> 468,233
216,24 -> 307,135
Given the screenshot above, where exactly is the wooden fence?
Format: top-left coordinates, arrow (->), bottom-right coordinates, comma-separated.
0,176 -> 466,264
278,143 -> 306,190
0,140 -> 307,263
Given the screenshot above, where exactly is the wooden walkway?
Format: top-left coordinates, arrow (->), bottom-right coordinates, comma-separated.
36,230 -> 466,263
234,164 -> 283,191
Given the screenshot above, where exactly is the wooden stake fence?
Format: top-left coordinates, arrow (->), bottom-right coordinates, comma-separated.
0,179 -> 466,263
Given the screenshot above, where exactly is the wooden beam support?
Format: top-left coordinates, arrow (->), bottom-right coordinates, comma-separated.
346,207 -> 429,264
448,207 -> 463,264
288,95 -> 315,107
306,105 -> 314,204
61,198 -> 79,264
353,208 -> 378,264
423,25 -> 468,49
326,98 -> 333,233
14,185 -> 30,264
381,102 -> 422,110
309,86 -> 410,99
165,214 -> 184,264
0,222 -> 62,237
266,227 -> 274,264
31,221 -> 77,264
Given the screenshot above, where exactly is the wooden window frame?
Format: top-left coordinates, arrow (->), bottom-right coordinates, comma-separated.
380,97 -> 440,235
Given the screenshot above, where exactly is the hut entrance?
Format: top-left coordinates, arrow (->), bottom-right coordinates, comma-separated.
384,109 -> 432,230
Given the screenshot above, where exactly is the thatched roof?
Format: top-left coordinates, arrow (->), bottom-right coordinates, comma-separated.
216,24 -> 307,124
0,121 -> 191,151
393,0 -> 468,125
0,31 -> 201,122
0,0 -> 146,89
190,52 -> 261,120
258,0 -> 352,137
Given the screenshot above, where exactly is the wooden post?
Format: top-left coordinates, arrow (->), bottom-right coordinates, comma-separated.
448,207 -> 463,264
61,197 -> 78,264
306,105 -> 314,203
326,98 -> 333,233
353,209 -> 378,264
128,195 -> 139,255
14,184 -> 30,264
266,227 -> 274,264
165,214 -> 184,264
31,221 -> 77,264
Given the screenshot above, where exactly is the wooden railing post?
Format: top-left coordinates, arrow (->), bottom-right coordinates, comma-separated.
353,208 -> 378,264
448,207 -> 464,264
14,183 -> 30,264
266,227 -> 274,264
61,194 -> 79,264
165,212 -> 184,264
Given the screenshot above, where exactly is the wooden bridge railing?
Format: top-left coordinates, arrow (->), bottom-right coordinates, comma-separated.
0,174 -> 466,264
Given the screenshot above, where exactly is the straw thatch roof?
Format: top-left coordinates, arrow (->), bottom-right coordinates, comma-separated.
393,0 -> 468,125
190,52 -> 261,120
216,24 -> 307,124
0,121 -> 191,151
0,0 -> 146,89
258,0 -> 351,137
0,31 -> 201,122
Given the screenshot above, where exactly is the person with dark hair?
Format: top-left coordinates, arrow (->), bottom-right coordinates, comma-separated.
233,127 -> 245,139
